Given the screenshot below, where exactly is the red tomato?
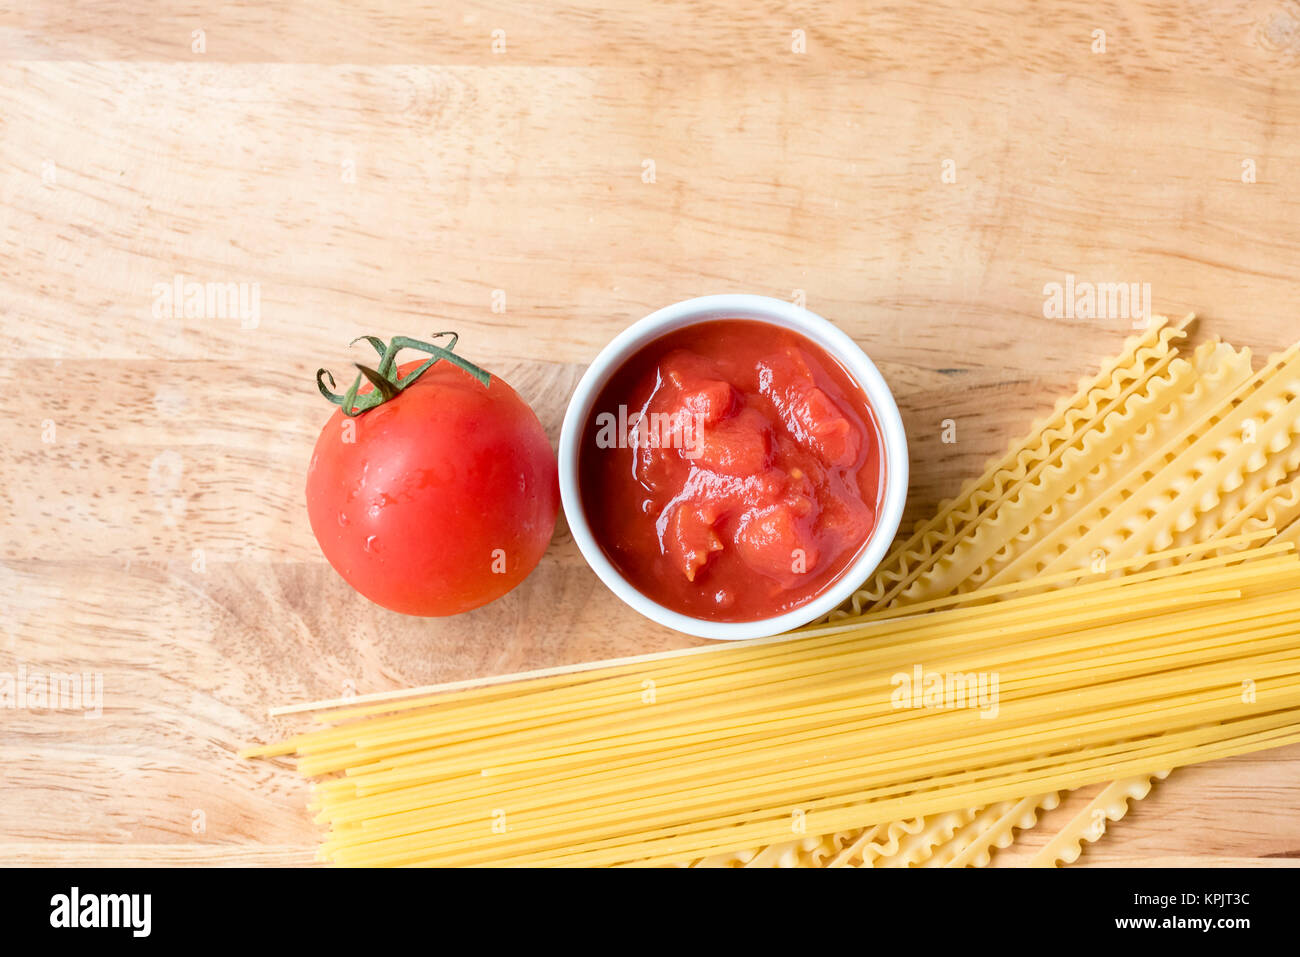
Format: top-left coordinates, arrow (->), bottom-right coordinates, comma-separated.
306,358 -> 559,616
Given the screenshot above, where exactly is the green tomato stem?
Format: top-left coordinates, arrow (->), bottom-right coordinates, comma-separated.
316,332 -> 491,417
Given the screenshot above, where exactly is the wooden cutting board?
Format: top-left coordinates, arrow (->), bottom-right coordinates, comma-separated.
2,0 -> 1299,866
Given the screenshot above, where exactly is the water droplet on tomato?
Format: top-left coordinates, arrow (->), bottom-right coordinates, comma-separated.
364,534 -> 379,553
338,512 -> 349,527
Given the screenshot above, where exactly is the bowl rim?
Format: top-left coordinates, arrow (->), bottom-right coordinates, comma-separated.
558,294 -> 909,640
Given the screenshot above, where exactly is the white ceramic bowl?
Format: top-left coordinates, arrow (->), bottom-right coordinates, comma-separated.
558,294 -> 908,640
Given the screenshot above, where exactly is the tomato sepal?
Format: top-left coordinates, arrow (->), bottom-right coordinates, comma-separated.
316,332 -> 492,417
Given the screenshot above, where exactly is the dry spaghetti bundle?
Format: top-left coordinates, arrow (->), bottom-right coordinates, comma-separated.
246,534 -> 1300,866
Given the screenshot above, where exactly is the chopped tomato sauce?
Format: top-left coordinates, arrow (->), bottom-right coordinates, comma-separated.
579,319 -> 885,622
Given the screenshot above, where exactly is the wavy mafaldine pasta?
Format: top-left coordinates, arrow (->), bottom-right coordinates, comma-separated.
720,318 -> 1300,868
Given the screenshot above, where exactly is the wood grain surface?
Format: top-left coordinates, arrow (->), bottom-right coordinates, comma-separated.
2,1 -> 1298,867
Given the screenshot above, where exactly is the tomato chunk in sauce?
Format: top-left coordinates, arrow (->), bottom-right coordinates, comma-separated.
579,319 -> 885,622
